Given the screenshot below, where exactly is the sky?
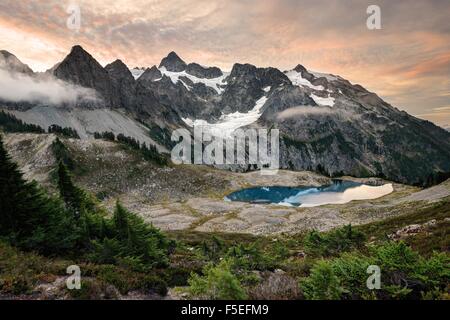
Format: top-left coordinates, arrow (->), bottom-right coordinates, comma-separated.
0,0 -> 448,127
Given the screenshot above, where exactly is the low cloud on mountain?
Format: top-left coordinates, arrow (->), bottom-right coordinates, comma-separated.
0,68 -> 100,105
276,106 -> 354,120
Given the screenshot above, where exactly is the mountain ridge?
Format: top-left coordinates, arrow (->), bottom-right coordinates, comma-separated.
1,45 -> 449,185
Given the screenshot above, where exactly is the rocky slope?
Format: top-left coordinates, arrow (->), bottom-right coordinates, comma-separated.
3,132 -> 449,235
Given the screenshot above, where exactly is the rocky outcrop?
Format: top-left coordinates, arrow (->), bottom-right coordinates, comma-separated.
53,45 -> 117,107
139,66 -> 162,82
185,62 -> 222,79
105,59 -> 136,108
159,51 -> 187,72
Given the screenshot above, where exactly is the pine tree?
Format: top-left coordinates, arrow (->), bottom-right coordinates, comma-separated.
113,201 -> 130,240
57,161 -> 84,216
57,161 -> 105,246
0,134 -> 78,253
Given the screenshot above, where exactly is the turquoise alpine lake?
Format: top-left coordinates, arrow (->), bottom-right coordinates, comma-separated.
224,180 -> 393,207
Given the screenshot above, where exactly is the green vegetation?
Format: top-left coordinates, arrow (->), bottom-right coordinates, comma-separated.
94,131 -> 115,141
0,133 -> 448,300
0,134 -> 171,296
51,137 -> 75,171
117,133 -> 168,166
48,124 -> 80,139
300,242 -> 449,300
188,259 -> 247,300
303,224 -> 366,257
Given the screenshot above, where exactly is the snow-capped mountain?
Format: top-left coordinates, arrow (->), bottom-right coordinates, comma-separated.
1,45 -> 449,185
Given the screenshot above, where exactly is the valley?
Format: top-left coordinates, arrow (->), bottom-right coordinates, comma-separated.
1,43 -> 449,301
4,132 -> 449,236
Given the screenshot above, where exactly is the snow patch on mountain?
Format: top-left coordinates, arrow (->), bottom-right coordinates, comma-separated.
130,68 -> 145,80
182,96 -> 268,138
285,69 -> 324,90
310,93 -> 335,107
159,66 -> 228,94
309,71 -> 339,82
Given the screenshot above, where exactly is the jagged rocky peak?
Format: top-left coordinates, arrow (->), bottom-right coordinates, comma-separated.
292,64 -> 315,82
229,63 -> 258,77
53,45 -> 107,84
228,63 -> 289,87
105,59 -> 134,82
0,50 -> 34,74
139,65 -> 162,82
259,67 -> 291,87
185,62 -> 222,79
159,51 -> 187,72
53,45 -> 117,106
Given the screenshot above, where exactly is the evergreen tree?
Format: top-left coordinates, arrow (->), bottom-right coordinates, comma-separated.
0,134 -> 77,254
57,161 -> 104,246
57,161 -> 84,215
90,201 -> 170,269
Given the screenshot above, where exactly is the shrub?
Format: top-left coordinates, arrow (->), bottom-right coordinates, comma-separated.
300,260 -> 344,300
250,272 -> 300,300
188,259 -> 247,300
299,241 -> 450,300
304,224 -> 366,257
226,242 -> 276,271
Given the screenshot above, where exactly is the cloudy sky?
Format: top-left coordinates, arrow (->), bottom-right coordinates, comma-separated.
0,0 -> 448,126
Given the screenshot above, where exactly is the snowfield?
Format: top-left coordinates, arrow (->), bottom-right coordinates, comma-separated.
309,71 -> 339,82
130,68 -> 145,80
310,93 -> 335,107
157,66 -> 229,94
284,69 -> 325,91
182,96 -> 268,138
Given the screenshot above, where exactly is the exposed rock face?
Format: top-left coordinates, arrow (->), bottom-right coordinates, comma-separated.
139,66 -> 162,82
53,45 -> 117,106
185,63 -> 222,79
159,51 -> 187,72
220,64 -> 290,113
258,68 -> 450,185
105,59 -> 136,108
0,50 -> 34,74
2,45 -> 450,185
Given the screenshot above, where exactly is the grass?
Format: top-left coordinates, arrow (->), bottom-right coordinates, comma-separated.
357,197 -> 450,255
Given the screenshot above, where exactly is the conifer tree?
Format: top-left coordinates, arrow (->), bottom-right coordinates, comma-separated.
57,161 -> 84,216
57,161 -> 104,245
0,135 -> 77,253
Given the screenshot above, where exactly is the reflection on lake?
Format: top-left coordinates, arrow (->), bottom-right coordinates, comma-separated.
225,180 -> 393,207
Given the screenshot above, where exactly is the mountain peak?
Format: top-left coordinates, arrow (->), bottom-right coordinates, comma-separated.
105,59 -> 134,82
159,51 -> 186,72
293,64 -> 307,73
0,50 -> 14,58
185,62 -> 222,79
138,65 -> 162,82
65,45 -> 96,62
106,59 -> 128,71
70,44 -> 86,53
53,45 -> 115,106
